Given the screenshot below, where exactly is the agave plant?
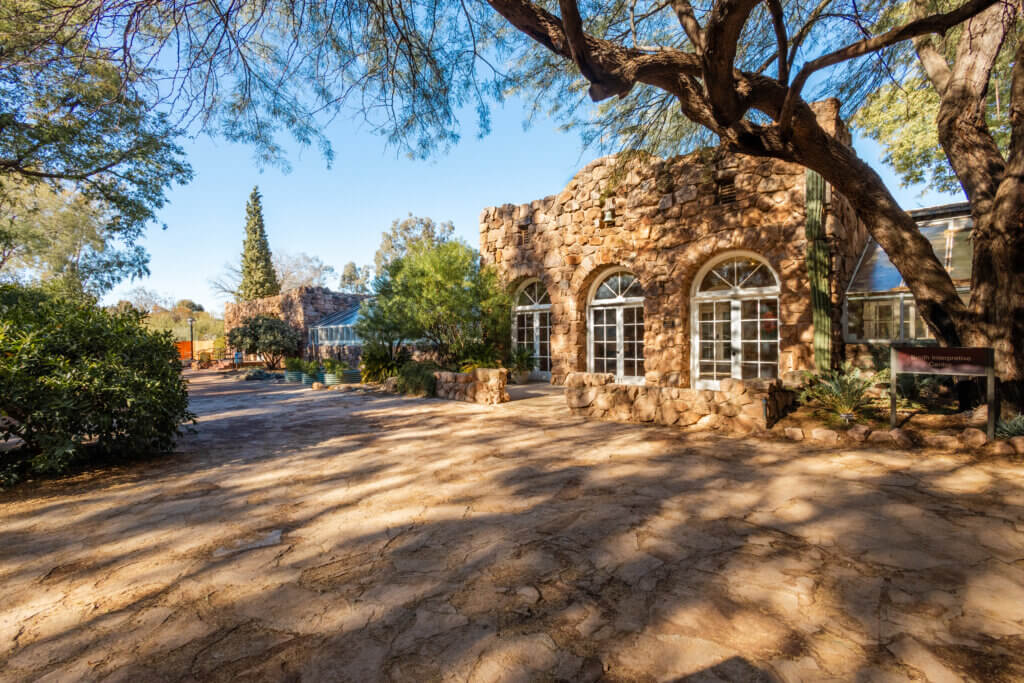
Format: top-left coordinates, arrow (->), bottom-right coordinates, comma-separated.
799,362 -> 889,418
996,413 -> 1024,439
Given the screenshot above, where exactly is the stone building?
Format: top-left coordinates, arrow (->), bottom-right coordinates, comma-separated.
224,286 -> 368,357
481,101 -> 866,400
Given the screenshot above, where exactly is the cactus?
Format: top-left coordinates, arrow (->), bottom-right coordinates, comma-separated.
805,170 -> 832,371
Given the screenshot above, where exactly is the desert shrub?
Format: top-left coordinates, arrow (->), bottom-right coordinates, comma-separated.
0,284 -> 194,483
360,342 -> 410,382
996,413 -> 1024,439
800,362 -> 890,418
226,315 -> 301,368
395,361 -> 440,396
284,357 -> 304,372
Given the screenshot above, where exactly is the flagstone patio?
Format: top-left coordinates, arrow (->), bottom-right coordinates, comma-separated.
1,373 -> 1023,681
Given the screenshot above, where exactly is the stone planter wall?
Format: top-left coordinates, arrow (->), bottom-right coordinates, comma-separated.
565,372 -> 794,432
434,368 -> 510,405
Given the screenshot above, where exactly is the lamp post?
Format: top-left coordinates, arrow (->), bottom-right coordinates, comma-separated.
187,317 -> 195,361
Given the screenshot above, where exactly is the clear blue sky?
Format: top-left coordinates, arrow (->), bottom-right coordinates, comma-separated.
102,99 -> 962,315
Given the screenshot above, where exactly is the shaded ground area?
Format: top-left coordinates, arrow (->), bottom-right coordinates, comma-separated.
2,374 -> 1024,681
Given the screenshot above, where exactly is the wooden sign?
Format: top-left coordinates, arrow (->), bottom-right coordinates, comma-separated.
892,346 -> 992,377
890,346 -> 997,440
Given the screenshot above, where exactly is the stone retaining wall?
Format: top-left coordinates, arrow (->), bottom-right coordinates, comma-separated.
565,372 -> 794,432
434,368 -> 510,405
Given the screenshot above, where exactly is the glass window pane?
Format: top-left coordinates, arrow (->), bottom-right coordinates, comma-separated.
700,362 -> 715,378
742,264 -> 776,288
760,342 -> 778,362
742,363 -> 759,379
700,343 -> 714,360
699,303 -> 715,321
621,275 -> 641,298
760,320 -> 778,339
741,300 -> 757,319
741,321 -> 758,340
715,301 -> 731,318
742,342 -> 758,361
700,323 -> 713,339
760,364 -> 778,379
716,362 -> 731,378
949,229 -> 973,280
624,307 -> 634,324
760,299 -> 778,319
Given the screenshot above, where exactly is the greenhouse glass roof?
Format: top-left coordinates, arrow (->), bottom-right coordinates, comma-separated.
847,204 -> 973,295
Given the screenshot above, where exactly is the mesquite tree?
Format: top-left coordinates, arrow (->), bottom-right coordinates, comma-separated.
18,0 -> 1023,387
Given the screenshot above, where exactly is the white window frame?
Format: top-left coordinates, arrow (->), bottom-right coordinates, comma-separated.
690,251 -> 781,390
586,268 -> 646,385
512,279 -> 553,380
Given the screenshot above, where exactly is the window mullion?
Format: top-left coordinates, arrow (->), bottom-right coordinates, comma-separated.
617,307 -> 625,378
730,299 -> 742,379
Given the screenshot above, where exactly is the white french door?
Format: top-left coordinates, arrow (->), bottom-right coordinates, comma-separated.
590,304 -> 645,383
514,310 -> 551,379
695,297 -> 779,388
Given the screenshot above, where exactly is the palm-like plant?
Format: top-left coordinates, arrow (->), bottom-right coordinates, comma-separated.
799,362 -> 889,418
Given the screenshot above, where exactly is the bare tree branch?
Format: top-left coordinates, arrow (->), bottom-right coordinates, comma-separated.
779,0 -> 1001,133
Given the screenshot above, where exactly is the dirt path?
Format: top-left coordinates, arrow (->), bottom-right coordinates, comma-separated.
2,373 -> 1023,681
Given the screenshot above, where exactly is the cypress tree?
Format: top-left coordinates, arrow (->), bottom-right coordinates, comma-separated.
237,186 -> 280,301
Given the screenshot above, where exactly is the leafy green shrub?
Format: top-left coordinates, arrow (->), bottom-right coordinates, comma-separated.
395,361 -> 440,396
996,413 -> 1024,439
226,315 -> 302,369
360,342 -> 410,382
284,357 -> 304,372
800,362 -> 889,418
322,358 -> 347,374
0,285 -> 194,482
510,345 -> 534,372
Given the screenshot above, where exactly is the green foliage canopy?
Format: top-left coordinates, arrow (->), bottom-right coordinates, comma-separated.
0,184 -> 150,295
226,315 -> 301,368
358,239 -> 511,365
0,284 -> 194,481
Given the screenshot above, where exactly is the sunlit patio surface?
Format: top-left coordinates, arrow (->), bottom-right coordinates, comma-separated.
2,373 -> 1023,681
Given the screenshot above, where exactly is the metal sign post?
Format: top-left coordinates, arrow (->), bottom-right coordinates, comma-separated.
890,346 -> 997,440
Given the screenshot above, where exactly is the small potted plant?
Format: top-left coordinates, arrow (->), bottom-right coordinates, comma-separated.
510,346 -> 534,384
284,357 -> 304,383
321,358 -> 347,386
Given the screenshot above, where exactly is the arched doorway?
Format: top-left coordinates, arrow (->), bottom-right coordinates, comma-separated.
691,253 -> 780,389
513,280 -> 552,380
588,269 -> 645,384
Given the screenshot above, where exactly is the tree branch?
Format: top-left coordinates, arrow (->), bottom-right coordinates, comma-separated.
778,0 -> 1000,134
765,0 -> 788,83
670,0 -> 705,52
701,0 -> 761,125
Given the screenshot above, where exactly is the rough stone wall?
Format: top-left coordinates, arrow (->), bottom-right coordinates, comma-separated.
480,100 -> 859,389
223,287 -> 367,343
565,372 -> 794,432
434,368 -> 510,405
480,151 -> 811,386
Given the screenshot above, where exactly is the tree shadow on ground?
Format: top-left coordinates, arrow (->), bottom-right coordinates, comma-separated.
1,375 -> 1023,681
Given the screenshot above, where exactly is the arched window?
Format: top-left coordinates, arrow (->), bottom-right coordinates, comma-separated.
588,270 -> 645,383
691,253 -> 780,389
513,280 -> 552,379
